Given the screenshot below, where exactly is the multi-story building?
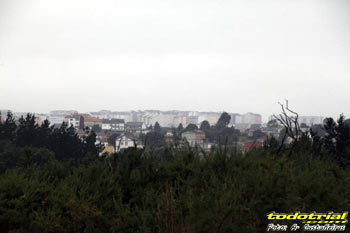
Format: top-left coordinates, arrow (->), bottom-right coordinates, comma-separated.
49,110 -> 78,126
181,130 -> 206,147
232,112 -> 262,131
197,112 -> 221,126
84,116 -> 102,129
148,112 -> 177,128
231,113 -> 243,125
101,119 -> 125,131
173,115 -> 188,127
64,114 -> 84,129
188,115 -> 199,126
90,111 -> 132,122
268,115 -> 324,127
299,116 -> 324,126
242,113 -> 262,124
261,125 -> 283,139
125,122 -> 147,135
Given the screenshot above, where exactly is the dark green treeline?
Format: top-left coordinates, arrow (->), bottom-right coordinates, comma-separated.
1,112 -> 350,233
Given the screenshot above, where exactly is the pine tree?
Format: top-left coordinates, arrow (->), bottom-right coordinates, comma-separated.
0,112 -> 17,141
200,120 -> 210,131
177,123 -> 184,132
16,113 -> 39,147
216,112 -> 231,129
154,122 -> 161,134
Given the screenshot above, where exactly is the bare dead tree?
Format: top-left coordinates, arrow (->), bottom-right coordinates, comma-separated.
273,100 -> 302,156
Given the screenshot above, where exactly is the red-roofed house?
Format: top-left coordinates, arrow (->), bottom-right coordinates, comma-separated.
84,116 -> 102,129
241,141 -> 263,153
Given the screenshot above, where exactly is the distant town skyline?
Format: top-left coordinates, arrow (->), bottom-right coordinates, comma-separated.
1,108 -> 327,125
1,0 -> 349,120
0,102 -> 341,123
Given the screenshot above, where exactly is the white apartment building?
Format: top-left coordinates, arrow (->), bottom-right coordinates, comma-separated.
64,115 -> 82,129
299,116 -> 324,126
102,119 -> 125,131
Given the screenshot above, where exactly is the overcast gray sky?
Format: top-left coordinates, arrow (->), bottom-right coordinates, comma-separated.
0,0 -> 349,119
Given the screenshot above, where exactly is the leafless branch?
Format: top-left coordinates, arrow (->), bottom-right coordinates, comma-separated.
273,100 -> 302,156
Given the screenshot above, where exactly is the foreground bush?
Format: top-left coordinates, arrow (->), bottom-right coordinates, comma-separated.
0,145 -> 350,233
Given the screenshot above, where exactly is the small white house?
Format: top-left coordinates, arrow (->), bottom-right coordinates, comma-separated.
115,134 -> 143,152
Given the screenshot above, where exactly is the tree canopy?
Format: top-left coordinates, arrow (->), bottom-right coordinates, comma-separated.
185,123 -> 198,131
200,120 -> 210,131
154,121 -> 161,134
216,112 -> 231,129
177,123 -> 184,132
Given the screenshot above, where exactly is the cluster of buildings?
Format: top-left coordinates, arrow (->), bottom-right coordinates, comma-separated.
50,110 -> 264,130
40,110 -> 266,154
231,112 -> 262,131
24,110 -> 265,132
1,109 -> 327,154
267,115 -> 325,126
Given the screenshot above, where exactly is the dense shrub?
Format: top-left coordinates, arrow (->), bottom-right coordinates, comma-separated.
1,113 -> 350,232
0,145 -> 350,233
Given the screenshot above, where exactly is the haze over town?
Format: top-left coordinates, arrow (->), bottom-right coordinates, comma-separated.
1,0 -> 349,120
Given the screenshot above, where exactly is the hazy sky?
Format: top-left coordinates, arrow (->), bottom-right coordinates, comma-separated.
0,0 -> 349,120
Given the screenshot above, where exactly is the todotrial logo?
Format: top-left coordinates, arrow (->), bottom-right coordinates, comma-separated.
266,211 -> 348,232
267,211 -> 348,224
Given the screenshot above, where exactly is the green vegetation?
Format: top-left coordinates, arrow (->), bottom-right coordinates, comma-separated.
1,112 -> 350,232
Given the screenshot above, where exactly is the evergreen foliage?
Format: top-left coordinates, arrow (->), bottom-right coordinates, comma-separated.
154,122 -> 162,134
177,123 -> 184,132
199,120 -> 210,131
0,113 -> 350,232
185,124 -> 198,131
216,112 -> 231,129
